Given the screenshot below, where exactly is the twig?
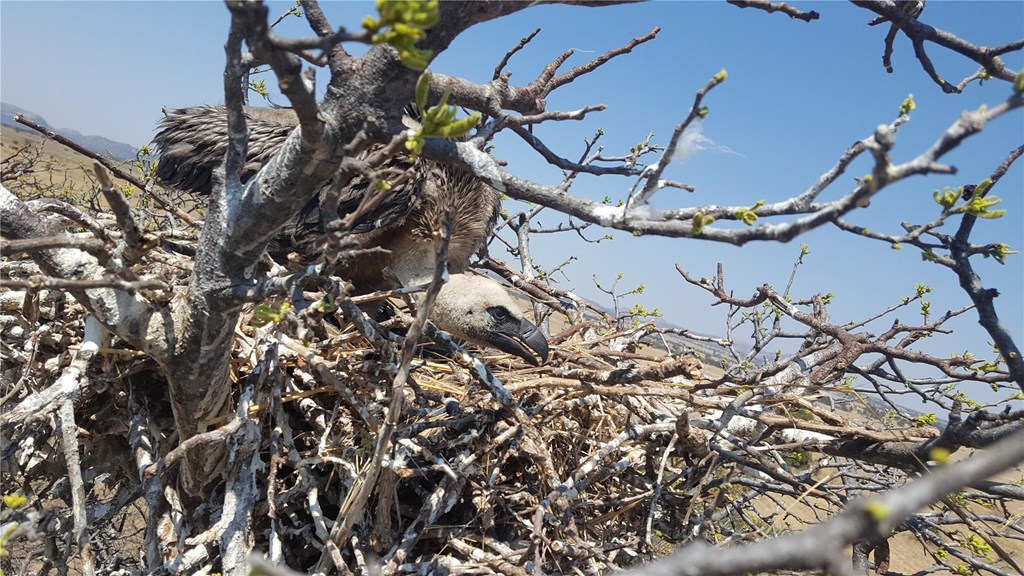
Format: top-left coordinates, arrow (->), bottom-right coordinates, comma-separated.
493,27 -> 541,80
218,341 -> 274,576
0,275 -> 167,294
55,324 -> 100,576
726,0 -> 820,22
93,163 -> 160,261
0,236 -> 107,259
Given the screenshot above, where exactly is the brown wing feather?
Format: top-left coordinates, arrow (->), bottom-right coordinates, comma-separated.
152,105 -> 500,285
154,106 -> 296,195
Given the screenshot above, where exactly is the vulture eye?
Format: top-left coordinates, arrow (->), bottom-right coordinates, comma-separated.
486,306 -> 511,321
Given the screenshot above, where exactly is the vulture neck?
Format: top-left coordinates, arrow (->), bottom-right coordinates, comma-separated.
390,246 -> 446,289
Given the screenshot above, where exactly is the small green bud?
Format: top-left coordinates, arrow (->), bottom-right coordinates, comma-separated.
692,210 -> 715,236
899,94 -> 916,115
864,500 -> 889,522
405,134 -> 425,158
929,447 -> 950,463
3,493 -> 28,509
933,187 -> 958,210
733,200 -> 764,226
713,68 -> 728,83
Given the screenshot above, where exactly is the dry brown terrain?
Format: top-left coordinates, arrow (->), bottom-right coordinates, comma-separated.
2,127 -> 103,199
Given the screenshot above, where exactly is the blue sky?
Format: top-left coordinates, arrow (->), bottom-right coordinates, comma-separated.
2,1 -> 1022,404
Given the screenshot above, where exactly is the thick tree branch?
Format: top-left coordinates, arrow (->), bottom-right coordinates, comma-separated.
422,91 -> 1020,244
853,0 -> 1022,92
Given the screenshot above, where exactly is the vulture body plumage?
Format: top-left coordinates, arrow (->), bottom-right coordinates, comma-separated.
153,105 -> 548,365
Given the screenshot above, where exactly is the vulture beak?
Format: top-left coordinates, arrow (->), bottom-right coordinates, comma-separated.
487,316 -> 550,366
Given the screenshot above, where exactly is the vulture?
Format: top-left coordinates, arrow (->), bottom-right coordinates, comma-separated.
153,105 -> 548,365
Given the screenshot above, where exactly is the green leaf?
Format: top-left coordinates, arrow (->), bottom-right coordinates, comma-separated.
973,177 -> 993,197
964,533 -> 994,559
433,112 -> 481,139
364,0 -> 439,70
963,193 -> 1005,219
415,70 -> 432,112
251,302 -> 291,327
913,413 -> 937,427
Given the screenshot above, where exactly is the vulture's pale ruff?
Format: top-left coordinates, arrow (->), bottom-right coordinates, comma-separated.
153,106 -> 548,365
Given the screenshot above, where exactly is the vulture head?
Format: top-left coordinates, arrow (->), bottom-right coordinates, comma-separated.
428,274 -> 549,366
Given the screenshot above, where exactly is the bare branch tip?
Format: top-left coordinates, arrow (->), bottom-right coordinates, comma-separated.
92,162 -> 114,188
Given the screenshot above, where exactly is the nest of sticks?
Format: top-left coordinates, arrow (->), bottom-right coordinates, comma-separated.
1,251 -> 715,575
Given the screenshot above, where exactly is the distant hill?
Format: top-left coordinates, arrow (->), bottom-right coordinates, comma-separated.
1,101 -> 138,162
